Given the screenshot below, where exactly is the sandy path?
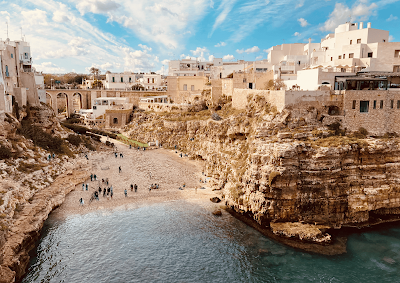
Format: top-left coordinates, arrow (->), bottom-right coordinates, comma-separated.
53,139 -> 219,217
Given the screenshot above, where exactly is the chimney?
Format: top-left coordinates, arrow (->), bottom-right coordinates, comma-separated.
367,22 -> 371,28
359,22 -> 364,29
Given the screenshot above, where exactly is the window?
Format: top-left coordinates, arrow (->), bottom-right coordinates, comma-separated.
368,52 -> 373,58
383,40 -> 386,42
349,53 -> 354,58
121,77 -> 123,82
93,106 -> 97,110
357,39 -> 361,44
395,50 -> 400,58
373,100 -> 377,109
350,40 -> 353,45
352,100 -> 356,109
191,85 -> 194,91
331,57 -> 333,61
129,77 -> 132,83
147,78 -> 150,83
152,78 -> 155,84
183,84 -> 187,91
24,53 -> 28,59
10,54 -> 13,58
5,65 -> 9,77
391,100 -> 394,109
343,54 -> 346,59
380,100 -> 384,109
112,77 -> 115,82
338,55 -> 342,59
397,100 -> 400,109
394,65 -> 400,72
360,101 -> 369,113
243,78 -> 247,83
113,118 -> 118,124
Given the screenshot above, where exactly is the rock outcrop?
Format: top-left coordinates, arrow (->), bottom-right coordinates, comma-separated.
0,167 -> 89,283
125,97 -> 400,248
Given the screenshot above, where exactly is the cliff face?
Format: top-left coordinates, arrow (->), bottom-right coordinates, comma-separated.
0,105 -> 96,283
126,98 -> 400,240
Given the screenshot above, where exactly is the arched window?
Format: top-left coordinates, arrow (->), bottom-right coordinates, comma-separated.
5,65 -> 9,76
113,118 -> 118,124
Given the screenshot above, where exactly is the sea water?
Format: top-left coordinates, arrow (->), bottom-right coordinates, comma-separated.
22,200 -> 400,283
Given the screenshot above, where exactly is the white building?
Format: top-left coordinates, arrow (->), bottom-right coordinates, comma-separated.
143,73 -> 162,90
79,97 -> 130,125
104,72 -> 139,90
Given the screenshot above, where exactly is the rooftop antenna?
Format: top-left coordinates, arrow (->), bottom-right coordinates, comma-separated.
20,27 -> 23,40
6,21 -> 8,39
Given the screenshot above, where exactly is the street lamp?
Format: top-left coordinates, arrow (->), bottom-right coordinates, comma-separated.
51,78 -> 54,90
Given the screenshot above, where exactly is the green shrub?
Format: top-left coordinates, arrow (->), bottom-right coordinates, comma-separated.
67,134 -> 82,146
18,120 -> 66,154
0,144 -> 12,159
327,122 -> 346,136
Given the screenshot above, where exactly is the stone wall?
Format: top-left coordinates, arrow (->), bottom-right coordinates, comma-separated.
232,89 -> 286,111
232,89 -> 340,112
343,89 -> 400,135
105,109 -> 132,128
138,102 -> 191,112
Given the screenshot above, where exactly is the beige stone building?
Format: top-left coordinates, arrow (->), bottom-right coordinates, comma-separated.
105,109 -> 132,128
166,76 -> 208,103
0,38 -> 39,115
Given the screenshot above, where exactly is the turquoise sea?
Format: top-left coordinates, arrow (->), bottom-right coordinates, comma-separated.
22,200 -> 400,283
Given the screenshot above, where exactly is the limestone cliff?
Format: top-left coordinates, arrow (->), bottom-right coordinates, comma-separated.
0,105 -> 97,283
126,96 -> 400,244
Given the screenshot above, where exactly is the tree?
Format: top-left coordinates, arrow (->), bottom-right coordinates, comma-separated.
132,84 -> 144,90
89,67 -> 100,80
92,80 -> 103,89
264,79 -> 286,90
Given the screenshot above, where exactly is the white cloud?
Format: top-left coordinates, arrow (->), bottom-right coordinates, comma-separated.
294,32 -> 301,36
389,35 -> 395,42
387,14 -> 398,21
298,18 -> 308,27
138,44 -> 152,51
255,55 -> 263,60
75,0 -> 120,15
191,47 -> 208,56
21,9 -> 49,26
210,0 -> 238,36
34,62 -> 65,73
215,41 -> 226,47
321,1 -> 377,32
208,55 -> 215,61
223,54 -> 235,61
161,59 -> 170,65
295,0 -> 304,8
237,46 -> 260,54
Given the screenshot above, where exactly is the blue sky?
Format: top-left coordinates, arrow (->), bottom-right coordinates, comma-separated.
0,0 -> 399,74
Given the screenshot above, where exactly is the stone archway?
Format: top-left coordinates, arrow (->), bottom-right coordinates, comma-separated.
57,93 -> 69,116
45,93 -> 53,107
72,92 -> 82,114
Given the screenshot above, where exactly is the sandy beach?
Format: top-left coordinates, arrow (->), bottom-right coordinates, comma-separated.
53,139 -> 220,217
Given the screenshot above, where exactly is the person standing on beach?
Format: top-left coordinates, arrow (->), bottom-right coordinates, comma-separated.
103,188 -> 106,197
79,198 -> 84,205
86,184 -> 88,191
134,184 -> 137,192
82,184 -> 85,191
90,174 -> 93,181
94,174 -> 97,181
130,184 -> 133,192
119,166 -> 122,173
124,189 -> 127,197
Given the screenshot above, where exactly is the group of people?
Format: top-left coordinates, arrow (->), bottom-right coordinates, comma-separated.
114,152 -> 124,158
148,183 -> 160,191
